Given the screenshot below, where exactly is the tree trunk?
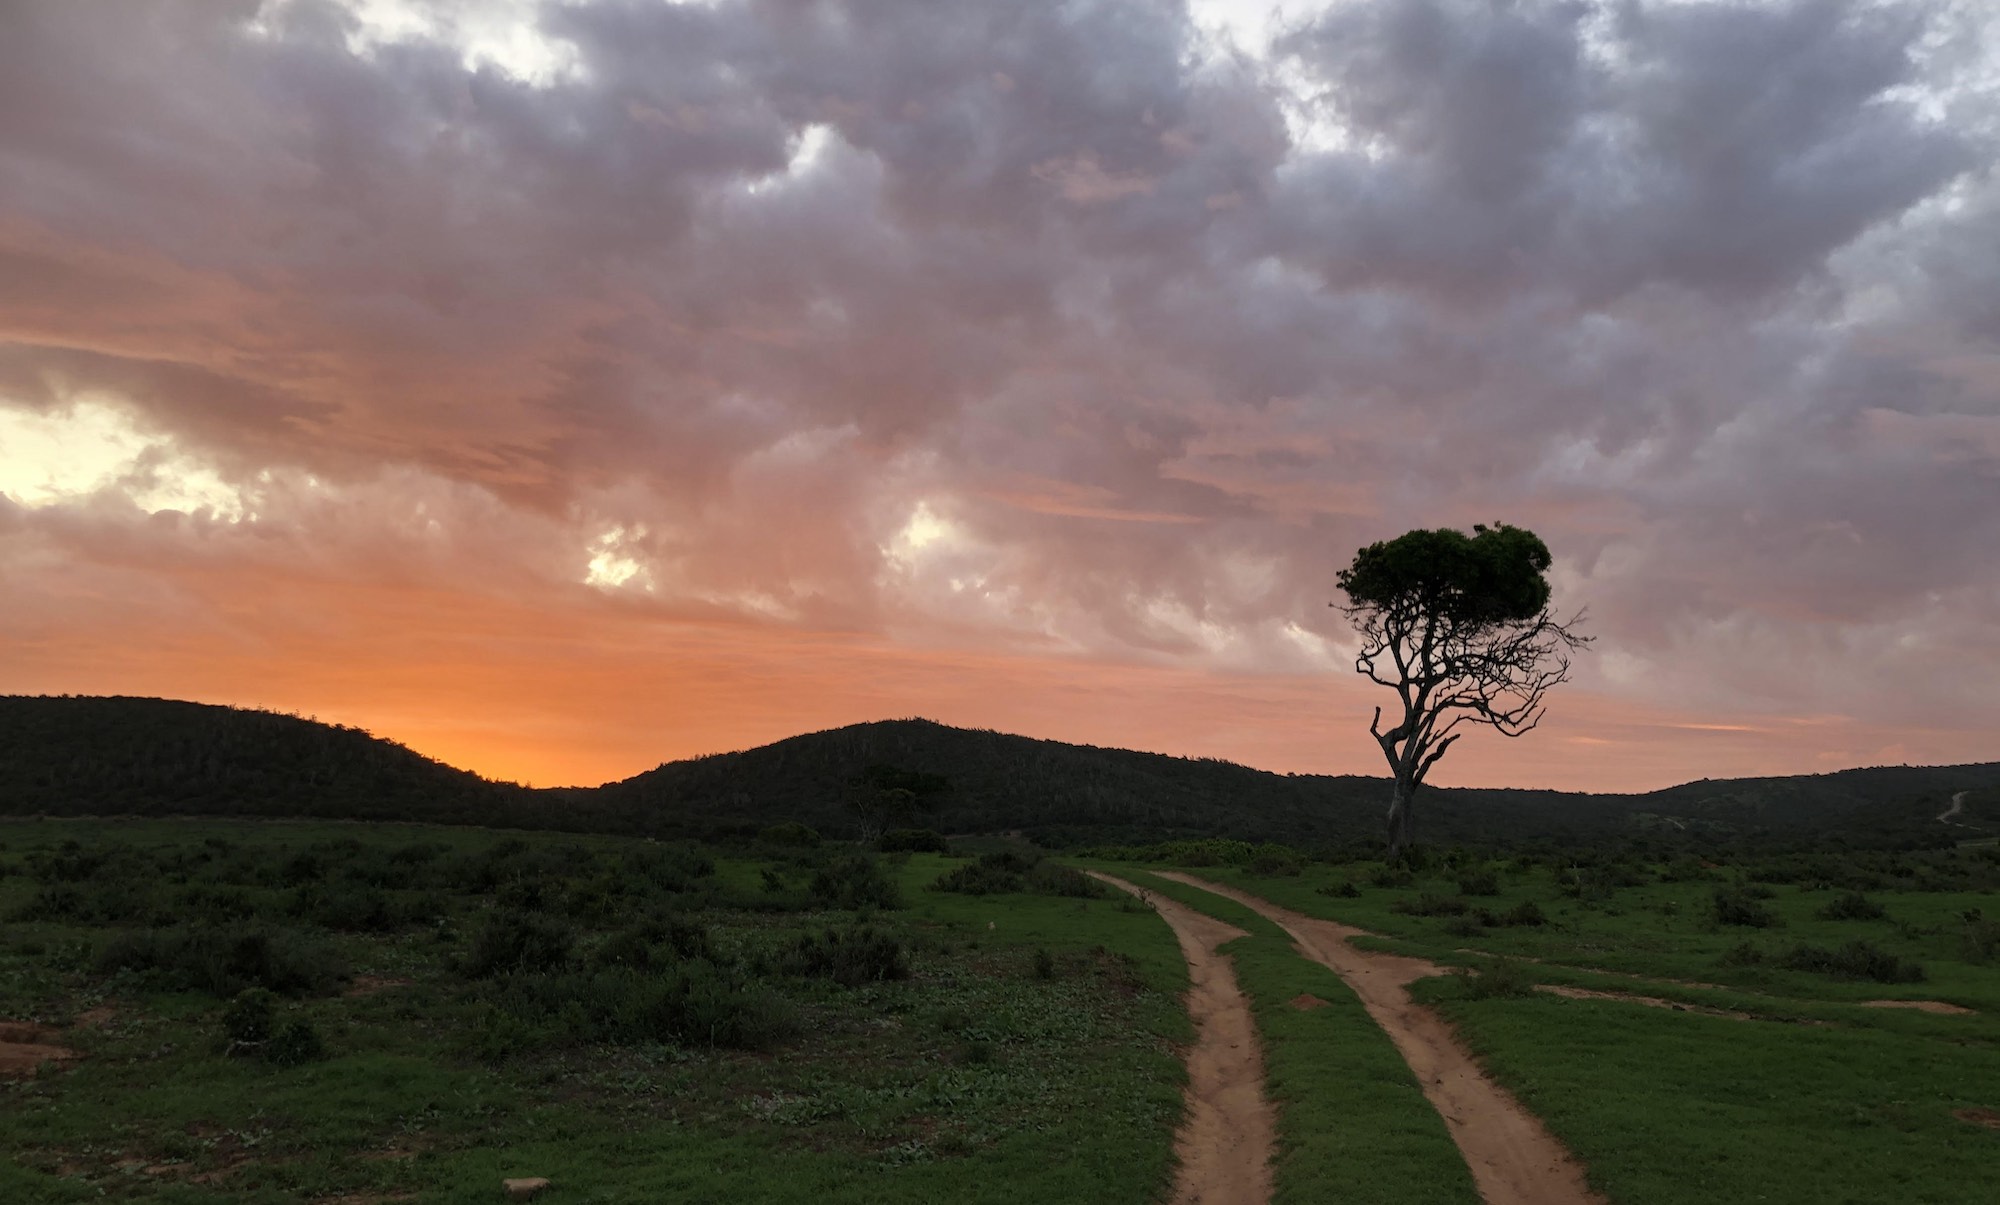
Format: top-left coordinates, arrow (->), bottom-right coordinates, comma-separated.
1385,773 -> 1416,861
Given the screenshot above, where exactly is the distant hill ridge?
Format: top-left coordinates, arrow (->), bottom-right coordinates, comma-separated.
3,696 -> 1996,848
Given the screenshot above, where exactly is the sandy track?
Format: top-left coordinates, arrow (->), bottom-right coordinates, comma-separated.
1089,872 -> 1274,1205
1155,873 -> 1603,1205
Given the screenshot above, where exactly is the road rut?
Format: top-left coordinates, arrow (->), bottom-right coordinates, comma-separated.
1090,872 -> 1274,1205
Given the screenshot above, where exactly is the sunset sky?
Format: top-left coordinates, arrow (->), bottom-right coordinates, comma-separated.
2,0 -> 1997,791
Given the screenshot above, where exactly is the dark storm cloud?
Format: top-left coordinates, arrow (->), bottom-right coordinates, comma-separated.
1,0 -> 1996,751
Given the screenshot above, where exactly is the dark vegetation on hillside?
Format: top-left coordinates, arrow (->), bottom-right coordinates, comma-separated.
5,696 -> 1998,853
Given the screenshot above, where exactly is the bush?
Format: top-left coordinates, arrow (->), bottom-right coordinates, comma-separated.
783,925 -> 910,987
1453,959 -> 1535,999
1817,891 -> 1887,921
932,861 -> 1020,895
96,924 -> 344,997
1456,868 -> 1501,896
1719,940 -> 1766,967
1965,910 -> 2000,964
460,912 -> 575,979
1033,948 -> 1056,980
880,829 -> 949,854
809,855 -> 903,911
591,917 -> 713,971
1316,880 -> 1362,899
483,963 -> 796,1051
1712,887 -> 1780,928
267,1020 -> 327,1067
1025,861 -> 1105,898
1248,844 -> 1303,876
222,987 -> 277,1047
760,823 -> 821,848
1471,899 -> 1547,929
1778,941 -> 1925,984
1368,865 -> 1415,889
1391,891 -> 1470,917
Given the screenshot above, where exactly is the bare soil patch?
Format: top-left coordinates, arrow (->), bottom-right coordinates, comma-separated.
1157,873 -> 1603,1205
1953,1107 -> 2000,1130
344,975 -> 413,998
1286,993 -> 1330,1011
1090,872 -> 1274,1205
1536,985 -> 1754,1020
0,1021 -> 80,1079
1859,999 -> 1975,1015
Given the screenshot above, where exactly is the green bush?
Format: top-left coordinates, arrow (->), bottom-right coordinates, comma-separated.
1316,880 -> 1361,899
1025,861 -> 1105,898
1817,891 -> 1887,921
1471,899 -> 1547,928
1712,887 -> 1780,928
483,963 -> 796,1051
267,1019 -> 327,1067
222,987 -> 277,1047
760,822 -> 822,848
96,924 -> 344,997
783,925 -> 910,987
880,829 -> 949,853
1778,941 -> 1924,984
1248,844 -> 1303,876
1965,910 -> 2000,963
460,911 -> 575,978
809,855 -> 903,910
1453,959 -> 1535,999
1392,891 -> 1470,917
1456,868 -> 1501,896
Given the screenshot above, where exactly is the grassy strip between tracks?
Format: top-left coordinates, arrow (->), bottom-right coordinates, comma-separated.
1108,867 -> 1479,1205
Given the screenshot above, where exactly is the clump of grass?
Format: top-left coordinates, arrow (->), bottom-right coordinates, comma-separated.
1033,947 -> 1057,980
1471,899 -> 1547,928
1817,891 -> 1887,921
1316,880 -> 1361,899
1712,887 -> 1781,928
220,988 -> 328,1066
1778,940 -> 1925,984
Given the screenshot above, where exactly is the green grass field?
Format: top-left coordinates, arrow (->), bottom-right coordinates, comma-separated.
0,820 -> 1189,1203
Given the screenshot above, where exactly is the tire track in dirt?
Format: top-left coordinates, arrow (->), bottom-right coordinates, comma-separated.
1089,872 -> 1274,1205
1155,872 -> 1603,1205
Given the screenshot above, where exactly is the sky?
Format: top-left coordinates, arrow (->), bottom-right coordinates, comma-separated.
2,0 -> 1997,791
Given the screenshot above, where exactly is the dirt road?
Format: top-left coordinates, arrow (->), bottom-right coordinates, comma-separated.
1088,872 -> 1274,1205
1939,791 -> 1970,826
1156,872 -> 1603,1205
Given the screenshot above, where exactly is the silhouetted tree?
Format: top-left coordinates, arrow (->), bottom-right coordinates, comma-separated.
1336,524 -> 1589,858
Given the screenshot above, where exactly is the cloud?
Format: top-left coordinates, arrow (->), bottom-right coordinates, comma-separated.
1,0 -> 1996,785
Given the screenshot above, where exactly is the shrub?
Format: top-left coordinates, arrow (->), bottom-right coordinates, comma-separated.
783,925 -> 910,987
590,917 -> 713,971
267,1020 -> 327,1067
460,912 -> 575,979
932,861 -> 1020,895
96,924 -> 343,997
1368,865 -> 1415,889
1471,899 -> 1547,928
1316,880 -> 1362,899
1965,910 -> 2000,964
1719,940 -> 1766,967
222,987 -> 277,1047
809,855 -> 903,911
760,823 -> 822,848
1778,941 -> 1925,984
1391,891 -> 1470,917
1454,959 -> 1535,999
483,963 -> 796,1052
880,829 -> 950,854
1033,948 -> 1056,980
1817,892 -> 1887,922
1025,861 -> 1105,898
1248,844 -> 1303,877
1456,868 -> 1501,897
1712,888 -> 1780,928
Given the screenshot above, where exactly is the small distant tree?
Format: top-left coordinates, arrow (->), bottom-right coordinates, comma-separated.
1335,524 -> 1589,859
847,765 -> 951,845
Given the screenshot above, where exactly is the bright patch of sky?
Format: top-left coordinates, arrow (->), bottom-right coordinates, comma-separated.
0,399 -> 248,521
584,523 -> 652,590
251,0 -> 585,86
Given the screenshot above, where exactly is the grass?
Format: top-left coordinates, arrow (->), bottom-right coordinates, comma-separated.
1103,866 -> 1480,1205
0,820 -> 1191,1203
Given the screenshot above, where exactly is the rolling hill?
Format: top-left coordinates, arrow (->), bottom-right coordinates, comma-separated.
3,696 -> 1996,849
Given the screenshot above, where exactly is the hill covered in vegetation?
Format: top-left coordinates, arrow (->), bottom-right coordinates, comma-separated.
3,696 -> 1996,850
